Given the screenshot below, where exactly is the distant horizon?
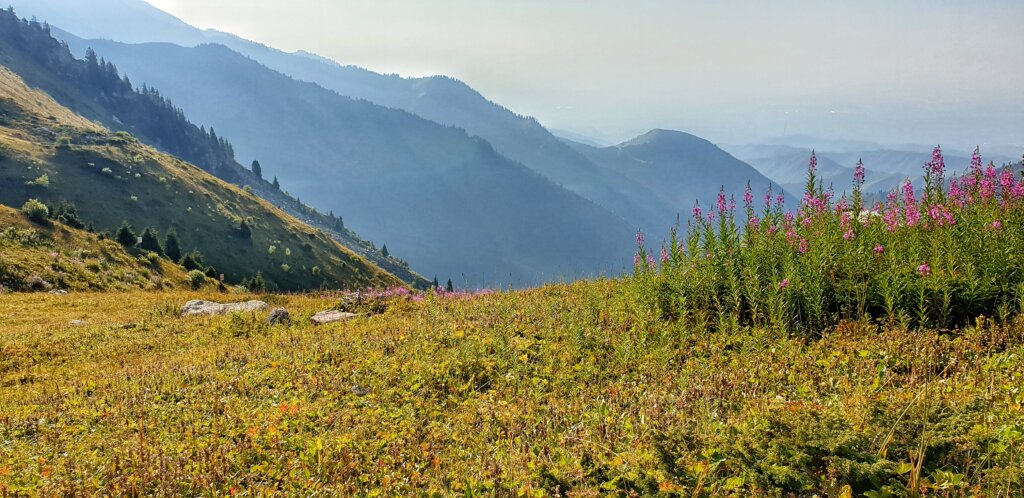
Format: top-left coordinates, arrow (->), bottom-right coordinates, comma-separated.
9,0 -> 1024,151
142,0 -> 1024,150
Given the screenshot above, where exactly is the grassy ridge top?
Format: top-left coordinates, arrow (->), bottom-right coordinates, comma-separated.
0,203 -> 190,291
0,66 -> 402,291
0,283 -> 1021,495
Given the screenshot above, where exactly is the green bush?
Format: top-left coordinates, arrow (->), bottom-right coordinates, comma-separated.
20,199 -> 50,224
187,270 -> 206,290
25,174 -> 50,188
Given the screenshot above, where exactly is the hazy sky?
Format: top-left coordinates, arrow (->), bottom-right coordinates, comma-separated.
115,1 -> 1024,147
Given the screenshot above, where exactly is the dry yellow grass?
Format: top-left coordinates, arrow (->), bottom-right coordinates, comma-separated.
1,282 -> 1022,496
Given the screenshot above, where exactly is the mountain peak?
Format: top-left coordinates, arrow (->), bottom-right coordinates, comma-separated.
618,129 -> 712,149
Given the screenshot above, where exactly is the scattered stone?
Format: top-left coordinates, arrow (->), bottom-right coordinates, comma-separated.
351,384 -> 370,396
181,300 -> 268,316
48,289 -> 68,296
69,319 -> 87,326
117,323 -> 137,330
311,310 -> 358,325
266,308 -> 291,326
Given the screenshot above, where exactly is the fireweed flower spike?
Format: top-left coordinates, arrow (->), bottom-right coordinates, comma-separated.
778,278 -> 790,290
635,229 -> 644,247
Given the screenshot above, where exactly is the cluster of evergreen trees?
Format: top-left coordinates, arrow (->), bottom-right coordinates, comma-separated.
0,8 -> 240,181
113,221 -> 218,278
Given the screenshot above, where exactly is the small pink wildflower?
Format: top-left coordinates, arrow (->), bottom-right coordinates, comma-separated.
918,263 -> 931,277
798,238 -> 809,254
778,278 -> 790,290
990,220 -> 1002,231
874,245 -> 884,255
660,246 -> 669,263
843,229 -> 854,241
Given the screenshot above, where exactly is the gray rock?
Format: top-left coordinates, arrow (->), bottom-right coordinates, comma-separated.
351,384 -> 370,396
266,307 -> 291,326
181,300 -> 269,316
311,310 -> 358,325
48,289 -> 68,296
69,319 -> 87,326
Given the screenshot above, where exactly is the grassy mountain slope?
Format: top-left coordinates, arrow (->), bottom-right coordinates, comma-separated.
0,65 -> 401,291
0,9 -> 426,287
0,204 -> 191,292
56,38 -> 635,286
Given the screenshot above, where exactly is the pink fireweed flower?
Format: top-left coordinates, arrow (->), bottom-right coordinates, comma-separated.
990,220 -> 1003,231
647,255 -> 656,269
902,180 -> 916,205
1012,179 -> 1024,199
843,229 -> 854,241
744,184 -> 754,208
692,203 -> 702,223
717,190 -> 728,213
948,175 -> 964,208
808,150 -> 817,174
854,159 -> 866,185
980,176 -> 995,200
767,224 -> 778,235
918,263 -> 931,277
776,193 -> 786,209
635,229 -> 644,247
778,278 -> 790,290
1000,169 -> 1015,198
902,181 -> 920,227
634,253 -> 642,267
970,146 -> 983,176
801,217 -> 812,229
728,195 -> 736,214
748,216 -> 760,230
764,188 -> 773,210
874,245 -> 884,255
660,246 -> 669,263
927,145 -> 945,179
784,211 -> 795,224
707,211 -> 716,223
840,211 -> 852,229
798,238 -> 809,254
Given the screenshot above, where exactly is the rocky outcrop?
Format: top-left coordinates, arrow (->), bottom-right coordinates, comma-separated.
181,300 -> 268,316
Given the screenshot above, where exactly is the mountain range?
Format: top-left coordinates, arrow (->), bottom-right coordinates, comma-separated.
7,0 -> 796,286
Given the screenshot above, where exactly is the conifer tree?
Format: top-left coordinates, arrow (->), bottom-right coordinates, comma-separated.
251,160 -> 262,179
239,219 -> 252,239
381,244 -> 389,257
164,229 -> 182,262
139,227 -> 163,255
432,276 -> 440,288
446,279 -> 454,292
115,220 -> 136,247
272,176 -> 280,190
